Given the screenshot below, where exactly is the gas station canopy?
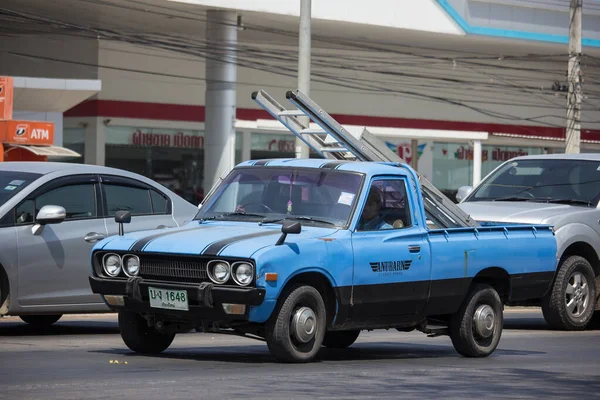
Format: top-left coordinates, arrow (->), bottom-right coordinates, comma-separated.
12,76 -> 101,113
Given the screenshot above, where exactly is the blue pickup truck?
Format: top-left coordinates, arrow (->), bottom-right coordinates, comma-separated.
89,158 -> 558,363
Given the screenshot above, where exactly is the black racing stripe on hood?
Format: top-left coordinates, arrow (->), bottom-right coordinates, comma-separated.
201,230 -> 281,256
129,225 -> 214,252
253,159 -> 274,166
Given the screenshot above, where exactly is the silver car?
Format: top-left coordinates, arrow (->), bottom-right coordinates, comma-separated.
0,162 -> 199,326
457,153 -> 600,330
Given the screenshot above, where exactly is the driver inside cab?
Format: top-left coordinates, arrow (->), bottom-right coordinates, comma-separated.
358,186 -> 393,230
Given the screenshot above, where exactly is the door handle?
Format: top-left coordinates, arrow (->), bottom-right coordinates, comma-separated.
84,232 -> 106,243
408,245 -> 421,253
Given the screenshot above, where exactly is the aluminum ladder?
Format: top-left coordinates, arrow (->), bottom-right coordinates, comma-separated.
251,89 -> 478,228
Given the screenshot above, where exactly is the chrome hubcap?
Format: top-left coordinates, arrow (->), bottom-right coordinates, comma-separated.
566,272 -> 589,318
291,306 -> 316,343
473,304 -> 495,338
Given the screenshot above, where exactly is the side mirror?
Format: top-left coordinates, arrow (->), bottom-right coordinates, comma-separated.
456,186 -> 473,203
275,221 -> 301,246
115,211 -> 131,236
32,205 -> 66,235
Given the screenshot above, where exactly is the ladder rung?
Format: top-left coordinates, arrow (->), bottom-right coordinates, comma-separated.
321,147 -> 348,152
278,110 -> 304,117
299,128 -> 327,135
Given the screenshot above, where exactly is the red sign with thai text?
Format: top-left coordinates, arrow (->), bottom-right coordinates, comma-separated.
132,130 -> 204,148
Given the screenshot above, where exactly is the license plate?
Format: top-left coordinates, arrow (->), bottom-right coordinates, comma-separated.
148,287 -> 189,311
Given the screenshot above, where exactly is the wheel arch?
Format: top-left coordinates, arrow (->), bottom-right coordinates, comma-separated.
559,241 -> 600,278
277,269 -> 339,329
470,267 -> 511,304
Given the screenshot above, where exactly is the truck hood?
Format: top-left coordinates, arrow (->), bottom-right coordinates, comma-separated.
98,221 -> 338,258
458,201 -> 580,224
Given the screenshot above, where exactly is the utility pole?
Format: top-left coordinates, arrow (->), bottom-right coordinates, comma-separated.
296,0 -> 311,159
565,0 -> 582,153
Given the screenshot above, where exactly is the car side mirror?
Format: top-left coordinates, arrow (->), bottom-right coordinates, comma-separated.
456,186 -> 473,203
32,205 -> 66,235
275,221 -> 301,246
115,211 -> 131,236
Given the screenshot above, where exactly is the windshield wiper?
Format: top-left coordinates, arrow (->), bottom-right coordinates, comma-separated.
492,196 -> 535,202
539,198 -> 593,207
198,212 -> 266,222
259,216 -> 335,226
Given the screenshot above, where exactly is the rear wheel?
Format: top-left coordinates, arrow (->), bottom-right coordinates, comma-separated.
118,311 -> 175,354
542,256 -> 596,331
322,330 -> 360,349
265,284 -> 327,363
20,314 -> 62,326
449,284 -> 503,357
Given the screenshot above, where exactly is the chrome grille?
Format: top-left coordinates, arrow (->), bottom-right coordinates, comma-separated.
139,255 -> 208,284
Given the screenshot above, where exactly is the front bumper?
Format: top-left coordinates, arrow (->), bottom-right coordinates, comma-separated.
89,276 -> 265,320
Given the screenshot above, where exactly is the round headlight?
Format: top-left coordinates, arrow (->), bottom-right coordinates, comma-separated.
208,261 -> 230,284
103,254 -> 122,277
123,255 -> 140,277
233,263 -> 253,286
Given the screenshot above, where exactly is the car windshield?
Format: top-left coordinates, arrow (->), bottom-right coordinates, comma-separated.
0,171 -> 41,205
468,158 -> 600,206
195,167 -> 364,227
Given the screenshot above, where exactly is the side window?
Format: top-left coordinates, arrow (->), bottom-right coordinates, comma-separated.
36,184 -> 96,220
150,190 -> 169,215
15,199 -> 35,225
104,184 -> 152,216
357,179 -> 411,231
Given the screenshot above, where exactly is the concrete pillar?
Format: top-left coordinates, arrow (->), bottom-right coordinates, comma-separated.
84,117 -> 105,165
242,131 -> 251,161
204,10 -> 237,191
410,139 -> 418,171
473,139 -> 482,186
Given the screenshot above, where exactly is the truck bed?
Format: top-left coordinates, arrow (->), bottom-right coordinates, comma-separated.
424,224 -> 557,315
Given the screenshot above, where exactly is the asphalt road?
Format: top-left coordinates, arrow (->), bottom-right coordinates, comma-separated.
1,309 -> 599,400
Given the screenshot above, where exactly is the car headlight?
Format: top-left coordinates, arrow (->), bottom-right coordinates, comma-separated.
232,262 -> 253,286
123,255 -> 140,277
102,253 -> 122,277
207,260 -> 230,284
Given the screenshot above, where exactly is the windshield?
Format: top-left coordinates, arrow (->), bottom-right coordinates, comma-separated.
468,158 -> 600,205
195,167 -> 364,227
0,171 -> 41,205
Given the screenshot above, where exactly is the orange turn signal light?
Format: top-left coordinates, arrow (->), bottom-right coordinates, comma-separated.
265,273 -> 278,282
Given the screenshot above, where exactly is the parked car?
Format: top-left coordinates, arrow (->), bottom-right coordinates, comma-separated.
457,153 -> 600,330
89,158 -> 557,363
0,162 -> 199,326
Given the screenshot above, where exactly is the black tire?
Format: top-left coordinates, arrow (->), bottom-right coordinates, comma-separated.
265,284 -> 327,363
20,314 -> 62,326
118,311 -> 175,354
449,284 -> 503,358
322,330 -> 360,349
541,255 -> 597,331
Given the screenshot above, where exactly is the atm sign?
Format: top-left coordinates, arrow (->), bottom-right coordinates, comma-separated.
0,121 -> 54,145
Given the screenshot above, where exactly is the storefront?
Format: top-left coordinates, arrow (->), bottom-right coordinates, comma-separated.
63,117 -> 566,204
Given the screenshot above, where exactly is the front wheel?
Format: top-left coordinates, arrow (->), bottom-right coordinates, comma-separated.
541,256 -> 597,331
449,284 -> 503,357
118,311 -> 175,354
265,284 -> 327,363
